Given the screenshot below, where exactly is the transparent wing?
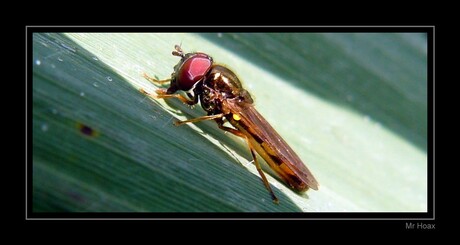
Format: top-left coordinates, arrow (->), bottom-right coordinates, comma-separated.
227,101 -> 319,190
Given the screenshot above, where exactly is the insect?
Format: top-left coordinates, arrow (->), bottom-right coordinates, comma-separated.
141,45 -> 319,204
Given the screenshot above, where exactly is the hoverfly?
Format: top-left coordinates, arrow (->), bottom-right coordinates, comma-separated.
141,45 -> 319,204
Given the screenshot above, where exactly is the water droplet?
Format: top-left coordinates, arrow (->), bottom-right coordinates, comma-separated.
106,76 -> 112,82
93,82 -> 99,87
35,59 -> 41,65
217,33 -> 223,38
57,57 -> 63,62
80,92 -> 85,97
51,64 -> 56,69
41,124 -> 48,132
92,56 -> 99,61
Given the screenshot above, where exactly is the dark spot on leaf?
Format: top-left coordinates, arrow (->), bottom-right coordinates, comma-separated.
76,122 -> 98,137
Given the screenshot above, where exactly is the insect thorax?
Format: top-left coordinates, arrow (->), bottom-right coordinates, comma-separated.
198,65 -> 253,115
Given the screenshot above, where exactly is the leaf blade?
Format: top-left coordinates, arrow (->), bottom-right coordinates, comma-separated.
32,32 -> 427,212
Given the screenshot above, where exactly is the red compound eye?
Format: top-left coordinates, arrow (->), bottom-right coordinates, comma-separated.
177,53 -> 212,91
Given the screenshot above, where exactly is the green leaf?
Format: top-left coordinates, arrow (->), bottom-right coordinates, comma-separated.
32,33 -> 427,212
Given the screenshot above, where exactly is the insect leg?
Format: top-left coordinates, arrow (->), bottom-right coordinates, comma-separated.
140,88 -> 196,105
174,113 -> 225,126
216,120 -> 279,204
142,72 -> 171,84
